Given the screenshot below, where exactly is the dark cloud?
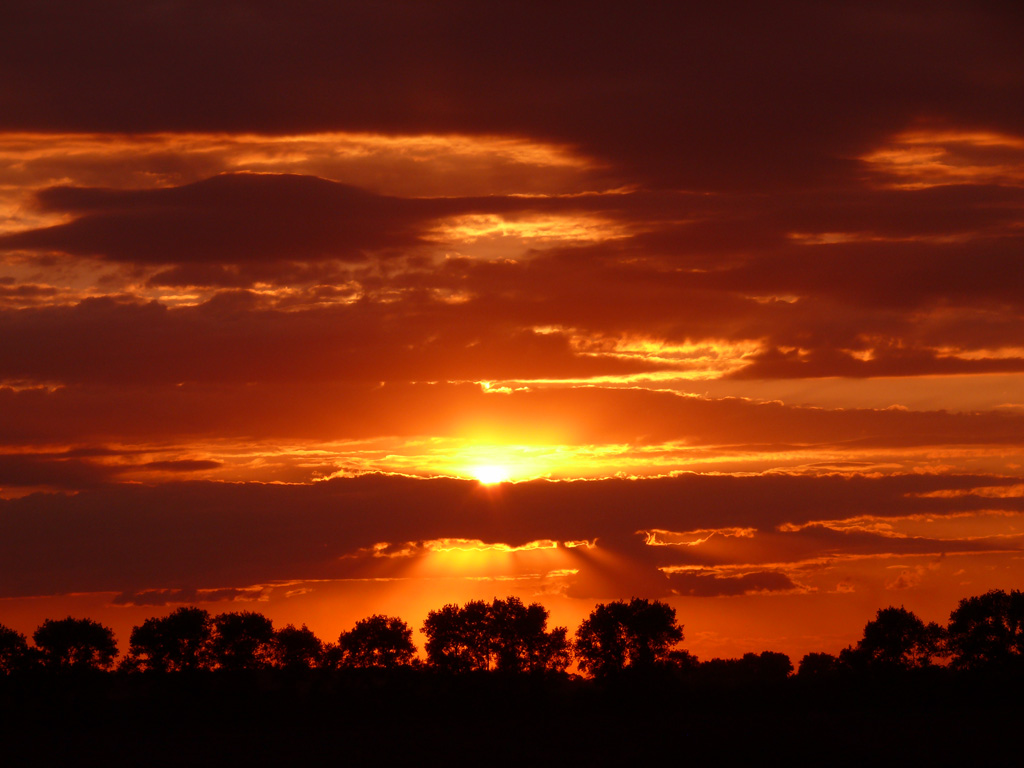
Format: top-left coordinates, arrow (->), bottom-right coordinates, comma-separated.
3,2 -> 1022,192
140,460 -> 222,472
652,525 -> 1020,569
0,453 -> 114,489
667,570 -> 801,597
4,378 -> 1024,451
507,232 -> 1024,343
0,172 -> 637,266
3,245 -> 1022,391
4,168 -> 1022,381
0,296 -> 676,388
0,283 -> 59,307
730,346 -> 1024,380
1,174 -> 467,264
111,586 -> 266,607
0,473 -> 1019,599
0,451 -> 222,491
146,262 -> 352,290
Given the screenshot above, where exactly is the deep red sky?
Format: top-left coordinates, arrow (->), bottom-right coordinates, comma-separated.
1,1 -> 1023,661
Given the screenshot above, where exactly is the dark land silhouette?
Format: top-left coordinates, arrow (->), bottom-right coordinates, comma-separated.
2,590 -> 1023,766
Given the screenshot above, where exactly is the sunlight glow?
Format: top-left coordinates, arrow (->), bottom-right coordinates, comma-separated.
447,442 -> 582,482
428,213 -> 631,246
472,465 -> 511,485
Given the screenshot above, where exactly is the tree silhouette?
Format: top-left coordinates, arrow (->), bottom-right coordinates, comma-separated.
421,598 -> 570,673
320,641 -> 344,670
423,601 -> 491,672
853,606 -> 942,670
797,651 -> 841,678
339,615 -> 415,669
211,611 -> 276,671
21,589 -> 1024,687
487,597 -> 570,673
741,651 -> 792,681
274,624 -> 324,670
0,623 -> 31,674
128,606 -> 214,672
33,617 -> 118,671
573,598 -> 684,677
665,648 -> 699,672
946,589 -> 1024,671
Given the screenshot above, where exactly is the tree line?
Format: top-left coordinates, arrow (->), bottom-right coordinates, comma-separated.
2,590 -> 1022,680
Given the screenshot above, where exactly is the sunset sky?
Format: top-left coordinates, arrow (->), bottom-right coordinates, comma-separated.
1,1 -> 1023,662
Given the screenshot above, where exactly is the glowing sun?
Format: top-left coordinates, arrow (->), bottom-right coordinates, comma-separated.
472,465 -> 511,485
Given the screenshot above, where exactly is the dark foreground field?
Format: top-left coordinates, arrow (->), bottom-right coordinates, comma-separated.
2,671 -> 1020,767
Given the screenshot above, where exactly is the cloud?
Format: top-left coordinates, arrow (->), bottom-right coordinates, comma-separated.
653,524 -> 1020,569
0,297 -> 676,389
0,131 -> 601,201
0,453 -> 115,489
140,460 -> 222,472
3,379 -> 1023,456
666,570 -> 802,597
0,172 -> 635,266
1,174 -> 448,264
3,164 -> 1023,382
110,586 -> 269,607
0,473 -> 1020,600
4,2 -> 1022,193
0,447 -> 222,492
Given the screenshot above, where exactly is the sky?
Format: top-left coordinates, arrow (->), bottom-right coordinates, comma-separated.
1,0 -> 1023,662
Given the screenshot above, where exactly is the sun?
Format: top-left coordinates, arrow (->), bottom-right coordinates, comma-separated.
472,465 -> 511,485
